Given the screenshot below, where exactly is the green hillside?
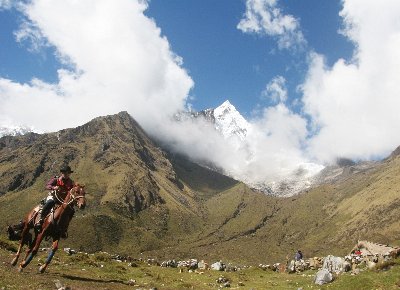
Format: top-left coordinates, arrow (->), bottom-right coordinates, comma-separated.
1,112 -> 400,265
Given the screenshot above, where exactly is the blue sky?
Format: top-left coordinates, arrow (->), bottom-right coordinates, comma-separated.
0,1 -> 353,117
146,0 -> 353,116
0,8 -> 58,82
1,0 -> 400,184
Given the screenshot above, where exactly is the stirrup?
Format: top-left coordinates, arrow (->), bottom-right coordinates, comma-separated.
34,219 -> 43,230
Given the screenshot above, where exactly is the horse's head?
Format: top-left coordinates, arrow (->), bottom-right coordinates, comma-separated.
72,184 -> 86,210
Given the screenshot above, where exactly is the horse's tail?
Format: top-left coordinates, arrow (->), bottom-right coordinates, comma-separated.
6,224 -> 23,241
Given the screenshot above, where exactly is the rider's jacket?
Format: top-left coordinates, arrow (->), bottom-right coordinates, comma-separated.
45,176 -> 74,196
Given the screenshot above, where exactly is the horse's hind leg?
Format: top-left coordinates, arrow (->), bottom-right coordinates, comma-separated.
11,241 -> 24,266
11,223 -> 30,266
19,231 -> 45,271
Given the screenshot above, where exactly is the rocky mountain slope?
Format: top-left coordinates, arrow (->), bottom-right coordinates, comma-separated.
0,112 -> 206,251
1,112 -> 400,264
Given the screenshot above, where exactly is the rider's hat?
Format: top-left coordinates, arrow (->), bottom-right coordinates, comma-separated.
60,165 -> 74,173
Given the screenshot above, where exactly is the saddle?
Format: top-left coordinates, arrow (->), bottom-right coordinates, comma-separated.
33,203 -> 69,239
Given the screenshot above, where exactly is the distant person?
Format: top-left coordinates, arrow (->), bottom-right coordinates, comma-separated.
35,165 -> 75,231
295,250 -> 303,261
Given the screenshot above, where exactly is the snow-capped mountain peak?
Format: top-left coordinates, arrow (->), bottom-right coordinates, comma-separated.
0,125 -> 34,137
214,100 -> 251,141
174,100 -> 324,197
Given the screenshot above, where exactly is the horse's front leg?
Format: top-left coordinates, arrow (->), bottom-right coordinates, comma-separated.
19,230 -> 45,271
39,238 -> 59,273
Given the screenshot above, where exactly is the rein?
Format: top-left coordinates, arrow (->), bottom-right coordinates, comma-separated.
53,188 -> 85,209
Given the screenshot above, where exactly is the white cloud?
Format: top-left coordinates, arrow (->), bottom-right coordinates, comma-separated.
262,75 -> 287,103
302,0 -> 400,162
14,19 -> 48,52
244,104 -> 309,182
0,0 -> 193,135
237,0 -> 306,50
0,0 -> 13,10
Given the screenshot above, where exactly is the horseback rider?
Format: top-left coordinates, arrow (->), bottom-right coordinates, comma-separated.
35,165 -> 74,231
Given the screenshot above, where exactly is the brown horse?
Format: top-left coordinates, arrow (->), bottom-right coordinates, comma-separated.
11,184 -> 86,273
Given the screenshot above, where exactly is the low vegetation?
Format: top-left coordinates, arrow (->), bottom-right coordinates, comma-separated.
2,237 -> 400,289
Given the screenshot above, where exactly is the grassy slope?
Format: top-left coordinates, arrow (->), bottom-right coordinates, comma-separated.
2,152 -> 400,264
159,154 -> 400,265
1,239 -> 400,289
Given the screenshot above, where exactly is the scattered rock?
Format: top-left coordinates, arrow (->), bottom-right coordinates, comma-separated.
322,255 -> 346,274
161,260 -> 177,268
343,261 -> 351,272
367,260 -> 376,269
314,269 -> 333,285
221,282 -> 230,288
198,260 -> 209,270
54,279 -> 71,290
211,261 -> 226,271
127,279 -> 136,286
216,276 -> 229,284
128,262 -> 138,267
351,268 -> 361,275
63,248 -> 76,255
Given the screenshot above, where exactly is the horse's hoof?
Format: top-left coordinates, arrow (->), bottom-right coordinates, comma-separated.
39,264 -> 47,273
11,257 -> 18,266
18,266 -> 23,273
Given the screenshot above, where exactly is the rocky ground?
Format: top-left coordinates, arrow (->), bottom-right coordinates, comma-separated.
2,237 -> 400,290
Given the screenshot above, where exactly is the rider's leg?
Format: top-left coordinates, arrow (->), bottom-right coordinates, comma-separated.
35,198 -> 55,229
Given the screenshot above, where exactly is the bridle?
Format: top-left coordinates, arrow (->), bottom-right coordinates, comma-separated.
53,186 -> 86,209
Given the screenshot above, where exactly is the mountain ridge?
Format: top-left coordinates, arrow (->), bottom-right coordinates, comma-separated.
1,112 -> 400,264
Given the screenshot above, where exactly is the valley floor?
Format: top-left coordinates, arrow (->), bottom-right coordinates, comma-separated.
1,238 -> 400,289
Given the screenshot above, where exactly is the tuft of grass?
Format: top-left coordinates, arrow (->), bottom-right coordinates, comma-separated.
375,260 -> 396,271
0,237 -> 18,252
93,251 -> 112,262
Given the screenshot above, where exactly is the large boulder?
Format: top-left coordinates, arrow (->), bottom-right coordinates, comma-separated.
314,269 -> 333,285
287,260 -> 296,273
308,257 -> 323,269
322,255 -> 345,274
211,261 -> 226,271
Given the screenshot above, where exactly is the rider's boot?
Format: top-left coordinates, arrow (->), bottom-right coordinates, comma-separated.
34,218 -> 44,231
35,199 -> 54,231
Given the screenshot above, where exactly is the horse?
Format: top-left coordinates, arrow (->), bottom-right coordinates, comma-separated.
11,184 -> 86,273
